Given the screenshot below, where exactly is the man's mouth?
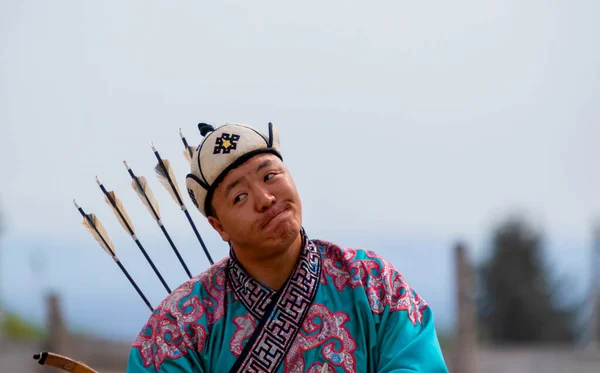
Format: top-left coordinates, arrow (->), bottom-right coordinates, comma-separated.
261,206 -> 289,230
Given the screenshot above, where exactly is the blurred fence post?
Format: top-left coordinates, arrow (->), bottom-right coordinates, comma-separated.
0,306 -> 4,348
453,241 -> 476,373
590,224 -> 600,349
43,292 -> 70,355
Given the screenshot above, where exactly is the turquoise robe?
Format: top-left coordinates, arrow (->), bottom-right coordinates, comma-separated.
126,231 -> 448,372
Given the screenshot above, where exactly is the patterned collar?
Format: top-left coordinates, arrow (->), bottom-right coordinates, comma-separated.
226,229 -> 320,319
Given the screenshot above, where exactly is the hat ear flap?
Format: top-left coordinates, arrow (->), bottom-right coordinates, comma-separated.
185,174 -> 209,216
268,122 -> 280,149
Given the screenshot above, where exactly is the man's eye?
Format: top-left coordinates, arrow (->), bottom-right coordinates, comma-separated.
234,194 -> 247,204
264,173 -> 276,182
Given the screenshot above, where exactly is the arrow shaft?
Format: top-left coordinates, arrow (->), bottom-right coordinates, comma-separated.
181,135 -> 190,149
182,136 -> 194,158
115,259 -> 154,312
134,238 -> 172,293
183,207 -> 213,265
160,224 -> 192,278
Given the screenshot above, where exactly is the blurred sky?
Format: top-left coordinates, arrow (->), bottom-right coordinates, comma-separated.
1,0 -> 599,340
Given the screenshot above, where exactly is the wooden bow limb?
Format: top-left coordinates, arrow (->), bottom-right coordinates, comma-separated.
33,351 -> 100,373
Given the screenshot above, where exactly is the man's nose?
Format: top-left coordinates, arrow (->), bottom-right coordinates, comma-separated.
254,186 -> 276,211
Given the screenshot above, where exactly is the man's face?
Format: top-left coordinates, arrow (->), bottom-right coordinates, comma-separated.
207,153 -> 302,259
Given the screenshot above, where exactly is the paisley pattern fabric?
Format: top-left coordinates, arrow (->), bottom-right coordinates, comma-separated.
126,233 -> 448,372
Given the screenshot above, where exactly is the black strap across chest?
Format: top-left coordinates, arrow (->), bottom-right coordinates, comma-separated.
227,236 -> 321,373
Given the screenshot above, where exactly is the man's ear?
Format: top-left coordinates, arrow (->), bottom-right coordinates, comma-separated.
207,215 -> 230,242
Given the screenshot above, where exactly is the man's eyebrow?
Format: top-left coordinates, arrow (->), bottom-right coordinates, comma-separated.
224,159 -> 274,197
224,177 -> 243,197
256,158 -> 274,173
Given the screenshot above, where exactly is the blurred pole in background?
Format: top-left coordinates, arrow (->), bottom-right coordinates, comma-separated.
589,224 -> 600,350
0,204 -> 4,346
453,241 -> 475,373
43,293 -> 69,355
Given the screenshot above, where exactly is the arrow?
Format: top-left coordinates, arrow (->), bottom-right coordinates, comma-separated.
151,142 -> 214,265
96,176 -> 172,293
179,128 -> 196,165
124,160 -> 192,279
73,199 -> 153,311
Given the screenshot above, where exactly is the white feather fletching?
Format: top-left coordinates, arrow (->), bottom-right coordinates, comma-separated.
183,145 -> 196,165
155,159 -> 183,206
82,213 -> 115,257
131,176 -> 161,221
104,191 -> 135,235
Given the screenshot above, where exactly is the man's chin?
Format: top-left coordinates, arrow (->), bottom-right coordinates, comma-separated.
261,223 -> 301,250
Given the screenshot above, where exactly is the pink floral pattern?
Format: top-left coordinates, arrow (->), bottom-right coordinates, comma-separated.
200,265 -> 228,326
305,364 -> 334,373
132,258 -> 229,370
284,303 -> 356,373
230,314 -> 257,357
315,240 -> 427,325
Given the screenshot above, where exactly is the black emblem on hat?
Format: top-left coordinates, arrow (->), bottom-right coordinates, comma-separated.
214,133 -> 240,154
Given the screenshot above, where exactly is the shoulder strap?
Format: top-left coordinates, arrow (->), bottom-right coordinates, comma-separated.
229,241 -> 321,373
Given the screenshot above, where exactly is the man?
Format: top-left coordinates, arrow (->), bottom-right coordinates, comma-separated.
126,122 -> 448,372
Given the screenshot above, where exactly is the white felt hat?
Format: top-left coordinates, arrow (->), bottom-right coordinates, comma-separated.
185,122 -> 281,217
